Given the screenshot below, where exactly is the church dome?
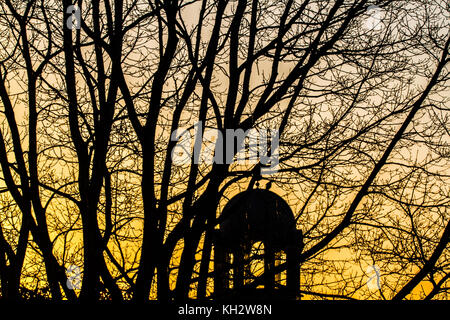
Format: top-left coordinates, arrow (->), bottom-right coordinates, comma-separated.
217,189 -> 298,251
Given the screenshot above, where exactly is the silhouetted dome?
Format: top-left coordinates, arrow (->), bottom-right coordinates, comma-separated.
217,189 -> 297,250
214,189 -> 303,300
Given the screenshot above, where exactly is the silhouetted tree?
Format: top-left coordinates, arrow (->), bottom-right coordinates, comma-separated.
0,0 -> 448,301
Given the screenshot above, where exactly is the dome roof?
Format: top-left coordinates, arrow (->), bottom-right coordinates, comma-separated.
217,189 -> 298,250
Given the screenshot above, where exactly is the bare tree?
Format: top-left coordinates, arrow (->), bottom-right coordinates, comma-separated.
0,0 -> 77,300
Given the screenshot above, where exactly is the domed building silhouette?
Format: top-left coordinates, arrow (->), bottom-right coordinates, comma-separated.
214,186 -> 303,300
